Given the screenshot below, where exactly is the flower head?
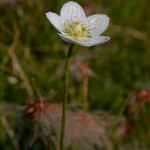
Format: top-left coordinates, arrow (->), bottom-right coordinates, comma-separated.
46,1 -> 110,47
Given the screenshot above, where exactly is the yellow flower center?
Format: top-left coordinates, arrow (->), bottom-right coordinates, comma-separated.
63,17 -> 92,41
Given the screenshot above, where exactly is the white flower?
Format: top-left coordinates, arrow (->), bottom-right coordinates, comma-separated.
46,1 -> 110,47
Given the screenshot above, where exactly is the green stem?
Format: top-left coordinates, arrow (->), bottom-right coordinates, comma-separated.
60,44 -> 74,150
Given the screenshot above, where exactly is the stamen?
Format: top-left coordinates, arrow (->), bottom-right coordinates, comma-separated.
63,17 -> 92,41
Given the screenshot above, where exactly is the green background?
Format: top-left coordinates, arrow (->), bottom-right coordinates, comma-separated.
0,0 -> 150,149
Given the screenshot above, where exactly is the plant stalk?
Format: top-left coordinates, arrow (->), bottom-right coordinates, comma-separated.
60,44 -> 74,150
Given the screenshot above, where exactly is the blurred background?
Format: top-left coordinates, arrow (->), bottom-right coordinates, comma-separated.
0,0 -> 150,149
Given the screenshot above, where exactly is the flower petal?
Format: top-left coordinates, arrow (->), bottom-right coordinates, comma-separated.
58,33 -> 110,47
79,36 -> 110,47
86,14 -> 110,36
46,12 -> 64,33
60,1 -> 86,21
58,33 -> 80,44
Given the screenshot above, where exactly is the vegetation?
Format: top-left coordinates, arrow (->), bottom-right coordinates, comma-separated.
0,0 -> 150,149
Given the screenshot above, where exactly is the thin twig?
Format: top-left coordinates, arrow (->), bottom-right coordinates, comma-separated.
1,116 -> 20,150
111,24 -> 146,40
25,124 -> 38,150
7,32 -> 34,101
83,73 -> 89,111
